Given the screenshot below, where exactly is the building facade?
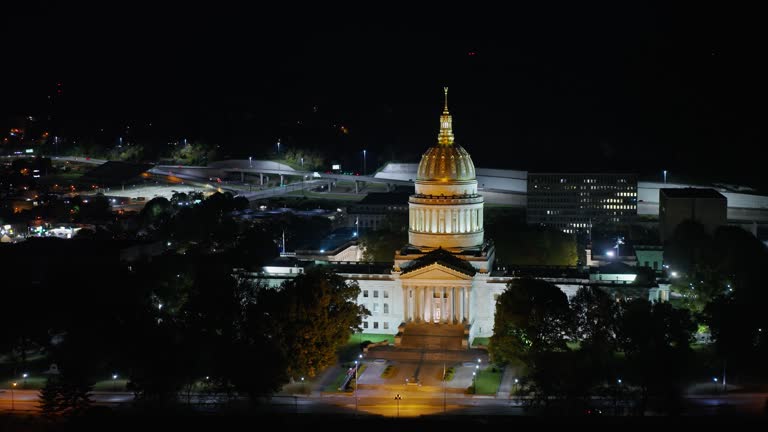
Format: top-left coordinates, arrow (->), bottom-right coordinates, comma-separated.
659,188 -> 727,242
527,173 -> 638,234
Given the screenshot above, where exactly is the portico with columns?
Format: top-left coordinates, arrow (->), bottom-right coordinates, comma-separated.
384,87 -> 494,347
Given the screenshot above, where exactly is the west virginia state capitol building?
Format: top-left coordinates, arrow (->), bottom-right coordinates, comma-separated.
259,88 -> 669,347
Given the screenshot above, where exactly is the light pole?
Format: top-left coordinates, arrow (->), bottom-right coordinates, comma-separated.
11,382 -> 16,410
472,371 -> 476,394
395,393 -> 402,418
277,139 -> 280,155
249,156 -> 252,168
713,377 -> 718,395
363,149 -> 366,176
663,170 -> 667,184
354,360 -> 359,413
112,374 -> 119,391
22,373 -> 28,388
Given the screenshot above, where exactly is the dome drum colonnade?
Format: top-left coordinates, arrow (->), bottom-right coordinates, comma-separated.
408,87 -> 484,251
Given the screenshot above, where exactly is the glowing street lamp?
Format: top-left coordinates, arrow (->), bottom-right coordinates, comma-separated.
112,374 -> 119,391
11,382 -> 16,410
354,360 -> 359,413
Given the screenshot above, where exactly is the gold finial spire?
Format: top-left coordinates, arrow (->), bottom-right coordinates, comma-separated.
438,87 -> 454,145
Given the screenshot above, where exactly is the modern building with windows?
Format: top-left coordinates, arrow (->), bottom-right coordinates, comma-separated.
527,173 -> 638,233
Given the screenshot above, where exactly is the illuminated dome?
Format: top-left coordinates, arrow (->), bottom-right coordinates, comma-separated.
417,144 -> 476,181
416,89 -> 476,181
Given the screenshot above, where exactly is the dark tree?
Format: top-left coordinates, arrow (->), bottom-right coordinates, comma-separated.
617,299 -> 695,415
571,286 -> 619,349
490,278 -> 572,369
253,269 -> 369,378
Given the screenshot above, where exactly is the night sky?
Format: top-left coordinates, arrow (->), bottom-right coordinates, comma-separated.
3,4 -> 765,187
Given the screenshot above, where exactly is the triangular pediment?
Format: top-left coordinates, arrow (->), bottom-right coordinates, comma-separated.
399,263 -> 474,280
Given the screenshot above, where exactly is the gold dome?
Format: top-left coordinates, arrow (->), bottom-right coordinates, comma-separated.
417,144 -> 476,181
416,87 -> 476,182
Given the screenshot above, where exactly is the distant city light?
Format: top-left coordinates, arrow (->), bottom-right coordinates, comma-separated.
606,250 -> 614,257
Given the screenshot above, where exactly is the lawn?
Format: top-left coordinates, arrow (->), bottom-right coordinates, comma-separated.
1,376 -> 47,390
474,367 -> 503,395
352,333 -> 395,345
471,337 -> 490,347
92,378 -> 130,391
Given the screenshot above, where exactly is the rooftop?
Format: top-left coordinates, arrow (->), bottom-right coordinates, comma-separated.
400,248 -> 477,277
81,161 -> 153,185
661,188 -> 726,199
355,191 -> 413,206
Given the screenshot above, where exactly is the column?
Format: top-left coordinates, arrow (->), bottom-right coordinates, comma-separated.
453,287 -> 459,323
259,173 -> 263,185
432,209 -> 438,233
416,287 -> 422,322
460,287 -> 465,322
426,286 -> 432,323
465,287 -> 470,323
479,208 -> 483,229
441,287 -> 447,323
404,287 -> 410,321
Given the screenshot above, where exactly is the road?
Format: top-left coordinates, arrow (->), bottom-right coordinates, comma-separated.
3,387 -> 767,417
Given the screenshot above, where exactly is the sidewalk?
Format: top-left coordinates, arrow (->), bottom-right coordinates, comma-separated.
496,366 -> 519,399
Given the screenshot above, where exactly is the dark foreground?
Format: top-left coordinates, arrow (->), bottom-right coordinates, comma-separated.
3,411 -> 768,432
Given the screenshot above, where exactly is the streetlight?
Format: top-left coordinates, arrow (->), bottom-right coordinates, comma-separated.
663,170 -> 667,184
249,156 -> 252,168
394,393 -> 402,417
276,139 -> 280,155
713,377 -> 718,395
11,382 -> 16,410
363,149 -> 366,176
354,360 -> 359,413
112,374 -> 119,391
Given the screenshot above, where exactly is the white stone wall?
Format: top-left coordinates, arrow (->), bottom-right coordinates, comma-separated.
354,279 -> 401,335
469,276 -> 506,341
